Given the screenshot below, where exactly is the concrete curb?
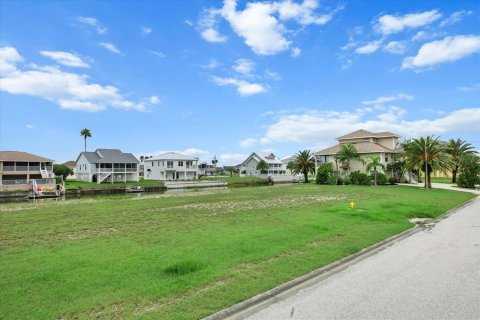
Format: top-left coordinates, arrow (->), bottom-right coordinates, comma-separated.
203,196 -> 479,320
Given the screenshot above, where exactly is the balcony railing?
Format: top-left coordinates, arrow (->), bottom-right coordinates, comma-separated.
96,168 -> 137,173
3,166 -> 50,172
2,179 -> 28,185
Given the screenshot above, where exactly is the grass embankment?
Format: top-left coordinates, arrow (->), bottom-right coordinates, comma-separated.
64,179 -> 163,189
430,177 -> 453,184
200,175 -> 269,187
0,184 -> 473,319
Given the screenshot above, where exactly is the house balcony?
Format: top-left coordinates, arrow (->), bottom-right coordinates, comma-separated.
96,168 -> 138,173
2,166 -> 52,172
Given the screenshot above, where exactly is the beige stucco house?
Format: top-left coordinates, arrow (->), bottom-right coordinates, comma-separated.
314,129 -> 400,175
0,151 -> 55,191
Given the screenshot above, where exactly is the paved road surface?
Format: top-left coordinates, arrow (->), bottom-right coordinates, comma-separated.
247,197 -> 480,320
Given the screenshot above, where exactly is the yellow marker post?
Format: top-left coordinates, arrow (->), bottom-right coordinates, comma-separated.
349,201 -> 355,209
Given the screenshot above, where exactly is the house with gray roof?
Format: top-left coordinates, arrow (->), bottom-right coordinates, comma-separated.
314,129 -> 400,174
75,149 -> 139,183
144,152 -> 199,180
239,152 -> 286,177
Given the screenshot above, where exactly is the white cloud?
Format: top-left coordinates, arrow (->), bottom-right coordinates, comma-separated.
40,51 -> 89,68
184,19 -> 194,26
264,70 -> 281,80
411,30 -> 445,42
258,107 -> 480,145
291,47 -> 301,57
220,153 -> 247,165
375,10 -> 442,35
198,8 -> 228,43
149,96 -> 160,104
355,40 -> 383,54
144,148 -> 213,161
402,35 -> 480,70
362,93 -> 413,106
240,138 -> 257,148
440,10 -> 473,27
212,76 -> 267,96
0,46 -> 23,75
141,26 -> 152,35
457,83 -> 480,92
75,16 -> 107,34
383,41 -> 406,54
0,46 -> 156,112
198,0 -> 339,55
25,124 -> 34,129
232,58 -> 255,75
149,50 -> 167,58
202,59 -> 220,69
99,42 -> 122,54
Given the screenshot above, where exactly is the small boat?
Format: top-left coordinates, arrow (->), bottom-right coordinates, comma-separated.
126,186 -> 145,193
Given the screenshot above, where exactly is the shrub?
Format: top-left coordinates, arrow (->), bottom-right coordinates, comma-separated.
388,177 -> 398,185
371,172 -> 388,185
350,171 -> 371,185
457,153 -> 480,189
327,175 -> 337,185
316,163 -> 334,184
341,177 -> 352,185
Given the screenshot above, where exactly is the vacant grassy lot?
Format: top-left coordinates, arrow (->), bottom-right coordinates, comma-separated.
0,184 -> 473,319
430,177 -> 453,184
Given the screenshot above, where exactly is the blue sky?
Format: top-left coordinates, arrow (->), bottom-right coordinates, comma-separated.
1,0 -> 479,164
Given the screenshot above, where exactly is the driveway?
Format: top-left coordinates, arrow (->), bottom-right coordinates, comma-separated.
398,182 -> 480,195
245,196 -> 480,320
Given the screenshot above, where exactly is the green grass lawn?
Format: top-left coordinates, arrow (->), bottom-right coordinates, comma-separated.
0,184 -> 473,319
64,179 -> 163,189
200,175 -> 269,186
430,177 -> 454,184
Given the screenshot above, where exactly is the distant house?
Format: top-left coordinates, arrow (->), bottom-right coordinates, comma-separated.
0,151 -> 55,190
239,152 -> 286,176
75,149 -> 139,183
198,162 -> 216,177
144,152 -> 198,180
314,129 -> 400,174
281,155 -> 296,175
62,161 -> 76,180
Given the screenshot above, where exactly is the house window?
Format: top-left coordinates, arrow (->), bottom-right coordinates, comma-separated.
152,162 -> 154,166
178,161 -> 183,167
385,156 -> 388,162
167,161 -> 173,168
158,161 -> 160,166
186,161 -> 190,168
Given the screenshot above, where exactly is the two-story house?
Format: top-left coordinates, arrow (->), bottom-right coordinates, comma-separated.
0,151 -> 55,190
144,152 -> 198,180
314,129 -> 400,174
75,149 -> 139,183
239,152 -> 286,176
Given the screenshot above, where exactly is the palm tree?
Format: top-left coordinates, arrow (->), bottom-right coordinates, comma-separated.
366,156 -> 385,186
336,144 -> 363,174
256,159 -> 269,174
403,136 -> 452,189
291,150 -> 316,183
80,128 -> 92,152
446,138 -> 475,183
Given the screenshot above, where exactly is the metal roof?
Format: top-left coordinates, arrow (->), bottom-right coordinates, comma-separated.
146,152 -> 199,161
77,149 -> 139,164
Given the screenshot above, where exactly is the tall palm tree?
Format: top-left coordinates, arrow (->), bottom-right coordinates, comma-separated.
403,136 -> 451,189
366,156 -> 385,186
256,159 -> 269,174
291,150 -> 316,183
80,128 -> 92,152
336,144 -> 363,174
446,138 -> 475,183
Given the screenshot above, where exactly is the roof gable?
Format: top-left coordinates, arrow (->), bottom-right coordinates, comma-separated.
337,129 -> 399,140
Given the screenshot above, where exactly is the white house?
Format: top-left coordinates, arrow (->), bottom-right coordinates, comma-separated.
314,129 -> 400,174
75,149 -> 140,183
239,152 -> 286,176
144,152 -> 198,180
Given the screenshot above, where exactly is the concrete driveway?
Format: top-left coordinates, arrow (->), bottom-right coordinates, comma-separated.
245,196 -> 480,320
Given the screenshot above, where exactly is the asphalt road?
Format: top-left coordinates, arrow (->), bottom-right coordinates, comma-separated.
247,197 -> 480,320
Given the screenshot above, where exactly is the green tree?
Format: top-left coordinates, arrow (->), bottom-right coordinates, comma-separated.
53,164 -> 73,181
291,150 -> 316,183
403,136 -> 452,189
386,160 -> 405,183
336,144 -> 363,174
256,159 -> 269,174
366,156 -> 385,186
446,138 -> 475,183
80,128 -> 92,152
457,153 -> 480,188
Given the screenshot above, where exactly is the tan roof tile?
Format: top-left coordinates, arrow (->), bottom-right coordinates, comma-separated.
0,151 -> 53,162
